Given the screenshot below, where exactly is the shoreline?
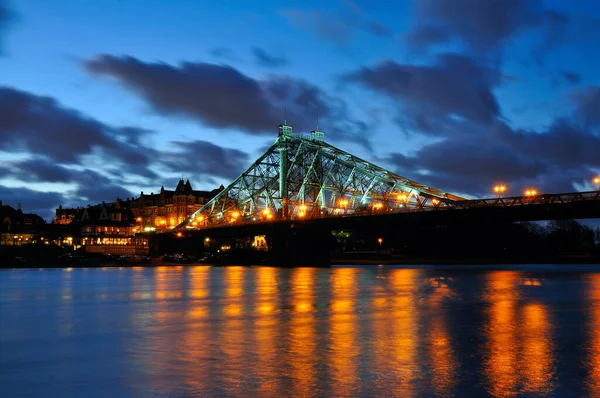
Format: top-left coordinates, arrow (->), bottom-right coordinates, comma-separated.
2,254 -> 600,269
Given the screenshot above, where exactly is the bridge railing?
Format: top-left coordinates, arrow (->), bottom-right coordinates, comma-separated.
178,190 -> 600,232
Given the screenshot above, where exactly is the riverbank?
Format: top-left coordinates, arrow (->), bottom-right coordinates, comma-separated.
2,253 -> 600,268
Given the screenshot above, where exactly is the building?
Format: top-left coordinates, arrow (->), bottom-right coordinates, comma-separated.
53,205 -> 79,225
52,200 -> 148,255
0,201 -> 46,246
130,179 -> 223,232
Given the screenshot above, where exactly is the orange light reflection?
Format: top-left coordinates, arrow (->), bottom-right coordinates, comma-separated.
329,268 -> 359,397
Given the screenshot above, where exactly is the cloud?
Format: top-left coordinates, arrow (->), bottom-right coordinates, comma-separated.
385,117 -> 600,197
571,86 -> 600,129
253,47 -> 287,68
70,169 -> 134,204
162,140 -> 250,181
0,87 -> 157,173
83,54 -> 371,148
404,0 -> 563,58
345,53 -> 502,135
280,2 -> 391,45
10,159 -> 74,182
0,86 -> 169,216
209,47 -> 241,62
560,71 -> 582,85
0,185 -> 66,221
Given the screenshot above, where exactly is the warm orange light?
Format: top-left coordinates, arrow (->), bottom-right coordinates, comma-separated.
525,189 -> 538,197
197,215 -> 204,222
298,211 -> 305,217
594,177 -> 600,185
432,198 -> 439,205
136,217 -> 142,222
267,214 -> 273,219
232,211 -> 240,218
494,185 -> 507,194
339,199 -> 348,206
176,232 -> 182,237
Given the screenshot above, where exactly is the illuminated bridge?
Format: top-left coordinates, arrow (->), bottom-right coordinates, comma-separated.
174,123 -> 600,234
161,123 -> 600,264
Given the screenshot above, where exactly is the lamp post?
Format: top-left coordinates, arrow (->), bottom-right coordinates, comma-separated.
494,185 -> 507,198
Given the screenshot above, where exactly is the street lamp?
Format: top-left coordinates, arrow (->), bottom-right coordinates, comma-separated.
594,176 -> 600,188
377,237 -> 383,247
493,185 -> 507,197
524,189 -> 538,197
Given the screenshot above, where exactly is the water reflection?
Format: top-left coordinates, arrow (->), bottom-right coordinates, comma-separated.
253,266 -> 281,396
4,266 -> 600,397
425,275 -> 457,397
521,303 -> 554,394
329,268 -> 359,396
485,271 -> 520,396
484,271 -> 555,397
289,268 -> 316,396
587,274 -> 600,394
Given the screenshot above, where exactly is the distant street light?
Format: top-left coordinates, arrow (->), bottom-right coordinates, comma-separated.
525,189 -> 538,197
493,185 -> 507,197
377,237 -> 383,247
594,176 -> 600,187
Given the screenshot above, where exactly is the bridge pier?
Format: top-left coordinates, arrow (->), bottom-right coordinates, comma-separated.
268,225 -> 338,267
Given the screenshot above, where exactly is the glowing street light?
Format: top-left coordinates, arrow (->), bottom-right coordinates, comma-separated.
298,204 -> 307,218
594,176 -> 600,187
524,189 -> 538,197
493,185 -> 507,197
377,237 -> 383,247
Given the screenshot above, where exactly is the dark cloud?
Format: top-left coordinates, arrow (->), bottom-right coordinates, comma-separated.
560,71 -> 582,85
404,0 -> 561,57
0,87 -> 157,174
71,169 -> 134,204
385,117 -> 600,197
280,2 -> 391,45
209,47 -> 240,62
84,55 -> 278,133
0,87 -> 114,163
0,86 -> 168,215
253,47 -> 288,68
162,140 -> 250,181
83,54 -> 371,149
0,185 -> 65,221
345,53 -> 502,135
12,159 -> 74,183
402,25 -> 449,50
571,86 -> 600,129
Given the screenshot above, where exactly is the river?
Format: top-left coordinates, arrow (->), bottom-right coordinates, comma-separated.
2,265 -> 600,397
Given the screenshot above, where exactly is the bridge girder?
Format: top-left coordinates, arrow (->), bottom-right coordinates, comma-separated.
176,127 -> 464,230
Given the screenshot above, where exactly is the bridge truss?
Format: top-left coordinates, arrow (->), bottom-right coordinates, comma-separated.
177,124 -> 465,230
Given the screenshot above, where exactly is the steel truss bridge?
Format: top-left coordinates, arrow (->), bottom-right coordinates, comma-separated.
175,124 -> 600,233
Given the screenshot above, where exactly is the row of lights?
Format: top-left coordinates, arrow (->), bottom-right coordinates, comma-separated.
494,177 -> 600,197
175,176 -> 600,231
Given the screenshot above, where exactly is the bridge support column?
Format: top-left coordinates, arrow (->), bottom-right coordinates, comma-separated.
268,225 -> 338,266
279,137 -> 288,220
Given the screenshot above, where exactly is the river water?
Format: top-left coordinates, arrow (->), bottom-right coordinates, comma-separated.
1,265 -> 600,397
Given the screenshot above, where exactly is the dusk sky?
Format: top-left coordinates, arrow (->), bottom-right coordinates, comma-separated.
1,0 -> 600,220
